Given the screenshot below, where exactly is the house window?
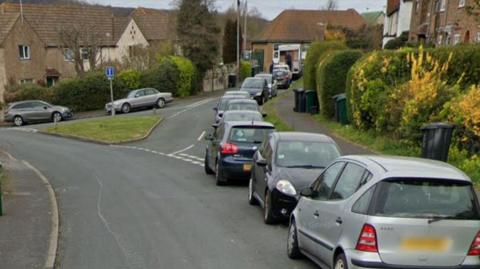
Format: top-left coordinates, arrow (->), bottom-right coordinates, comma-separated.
454,34 -> 461,45
20,78 -> 34,84
437,0 -> 446,11
437,35 -> 443,45
19,45 -> 30,60
459,0 -> 465,7
80,48 -> 89,60
477,32 -> 480,43
64,49 -> 74,61
46,76 -> 59,87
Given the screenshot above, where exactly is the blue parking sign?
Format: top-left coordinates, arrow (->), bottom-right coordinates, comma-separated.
106,66 -> 115,79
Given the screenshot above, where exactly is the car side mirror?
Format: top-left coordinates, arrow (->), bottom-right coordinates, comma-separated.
300,187 -> 314,197
213,107 -> 218,111
212,123 -> 219,129
256,158 -> 268,167
205,134 -> 214,141
262,113 -> 268,118
43,106 -> 48,110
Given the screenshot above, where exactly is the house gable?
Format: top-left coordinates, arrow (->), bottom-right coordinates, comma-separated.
111,18 -> 149,62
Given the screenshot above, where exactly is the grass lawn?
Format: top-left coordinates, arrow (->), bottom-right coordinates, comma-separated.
43,115 -> 162,144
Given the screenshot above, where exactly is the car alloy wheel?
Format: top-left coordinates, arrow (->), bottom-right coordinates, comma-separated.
13,116 -> 24,126
248,178 -> 258,205
121,103 -> 131,114
157,98 -> 166,109
334,254 -> 348,269
52,112 -> 62,123
287,220 -> 302,259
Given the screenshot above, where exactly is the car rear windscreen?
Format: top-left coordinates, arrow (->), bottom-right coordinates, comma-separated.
227,103 -> 258,111
223,113 -> 262,122
372,179 -> 480,220
229,127 -> 273,144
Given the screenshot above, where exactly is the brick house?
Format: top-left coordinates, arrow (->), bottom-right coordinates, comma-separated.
251,9 -> 366,74
0,3 -> 173,104
409,0 -> 480,45
383,0 -> 414,47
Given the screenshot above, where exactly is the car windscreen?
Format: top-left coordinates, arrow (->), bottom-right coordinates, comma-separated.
228,127 -> 273,144
223,113 -> 263,122
372,179 -> 480,220
276,141 -> 340,168
241,79 -> 264,88
226,103 -> 258,111
273,71 -> 287,78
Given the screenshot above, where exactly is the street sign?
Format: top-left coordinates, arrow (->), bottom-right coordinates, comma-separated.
106,66 -> 115,79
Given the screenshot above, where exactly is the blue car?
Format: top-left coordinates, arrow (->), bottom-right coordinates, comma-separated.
204,121 -> 275,185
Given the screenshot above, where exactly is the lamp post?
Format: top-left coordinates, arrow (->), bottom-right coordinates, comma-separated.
236,0 -> 241,86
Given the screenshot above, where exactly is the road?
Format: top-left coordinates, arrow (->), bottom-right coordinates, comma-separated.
0,94 -> 317,269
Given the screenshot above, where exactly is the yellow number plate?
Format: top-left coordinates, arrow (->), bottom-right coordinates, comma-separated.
401,238 -> 449,252
243,164 -> 252,172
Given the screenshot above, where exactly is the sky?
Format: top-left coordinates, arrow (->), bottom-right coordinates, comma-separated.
91,0 -> 386,20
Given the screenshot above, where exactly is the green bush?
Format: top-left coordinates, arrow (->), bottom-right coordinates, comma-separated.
4,84 -> 55,104
384,32 -> 409,50
240,60 -> 252,81
169,56 -> 198,97
53,72 -> 130,111
316,50 -> 363,118
141,58 -> 180,96
118,69 -> 141,90
304,41 -> 347,91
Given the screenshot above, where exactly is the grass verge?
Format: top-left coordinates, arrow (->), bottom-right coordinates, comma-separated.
262,79 -> 302,132
43,115 -> 162,144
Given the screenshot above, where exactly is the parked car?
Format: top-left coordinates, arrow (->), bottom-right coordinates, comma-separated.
287,155 -> 480,269
105,88 -> 173,114
273,70 -> 291,89
239,77 -> 269,105
255,73 -> 278,98
249,132 -> 341,224
4,100 -> 73,126
225,99 -> 261,113
204,121 -> 275,185
214,95 -> 249,123
273,64 -> 292,81
223,90 -> 251,99
216,111 -> 264,126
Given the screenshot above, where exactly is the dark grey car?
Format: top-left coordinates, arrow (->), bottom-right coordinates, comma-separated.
240,78 -> 269,105
4,100 -> 73,126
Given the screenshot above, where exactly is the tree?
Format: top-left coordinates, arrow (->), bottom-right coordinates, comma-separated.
323,0 -> 338,10
222,19 -> 243,64
466,1 -> 480,23
176,0 -> 221,83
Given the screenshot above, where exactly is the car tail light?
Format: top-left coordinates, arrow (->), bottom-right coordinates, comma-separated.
221,143 -> 238,155
356,224 -> 378,252
468,231 -> 480,255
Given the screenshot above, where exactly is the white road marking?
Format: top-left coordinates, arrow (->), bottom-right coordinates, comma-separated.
168,144 -> 194,156
6,127 -> 38,133
197,131 -> 206,141
179,153 -> 204,162
22,161 -> 58,269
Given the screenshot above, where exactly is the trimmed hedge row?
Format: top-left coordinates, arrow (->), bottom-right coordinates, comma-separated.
303,41 -> 347,91
240,60 -> 252,81
4,56 -> 198,112
316,50 -> 363,118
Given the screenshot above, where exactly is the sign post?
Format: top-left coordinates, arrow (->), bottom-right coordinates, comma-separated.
106,66 -> 115,116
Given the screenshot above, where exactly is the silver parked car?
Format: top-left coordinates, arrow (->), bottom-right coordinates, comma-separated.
105,88 -> 173,114
288,155 -> 480,269
4,100 -> 73,126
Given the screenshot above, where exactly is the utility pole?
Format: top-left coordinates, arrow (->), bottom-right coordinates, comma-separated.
243,0 -> 247,59
236,0 -> 240,86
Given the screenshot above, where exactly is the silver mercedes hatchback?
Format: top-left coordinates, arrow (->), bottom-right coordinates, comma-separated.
288,155 -> 480,269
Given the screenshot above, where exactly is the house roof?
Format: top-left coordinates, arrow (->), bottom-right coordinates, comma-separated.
386,0 -> 400,16
113,16 -> 131,42
361,11 -> 384,25
130,7 -> 172,42
254,9 -> 366,43
0,12 -> 19,44
0,3 -> 128,46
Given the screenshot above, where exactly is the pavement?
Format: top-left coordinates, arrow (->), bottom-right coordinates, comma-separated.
273,90 -> 372,155
0,152 -> 52,268
0,91 -> 317,269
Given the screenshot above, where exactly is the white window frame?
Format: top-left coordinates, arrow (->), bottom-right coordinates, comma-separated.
440,0 -> 446,11
437,35 -> 443,45
454,33 -> 461,45
459,0 -> 465,7
19,45 -> 30,60
20,78 -> 34,84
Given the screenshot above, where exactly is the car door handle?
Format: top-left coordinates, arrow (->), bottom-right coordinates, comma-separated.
336,217 -> 343,225
313,211 -> 320,218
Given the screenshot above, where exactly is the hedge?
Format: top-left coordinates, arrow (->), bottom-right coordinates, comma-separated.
316,50 -> 363,119
4,56 -> 199,112
303,41 -> 347,91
